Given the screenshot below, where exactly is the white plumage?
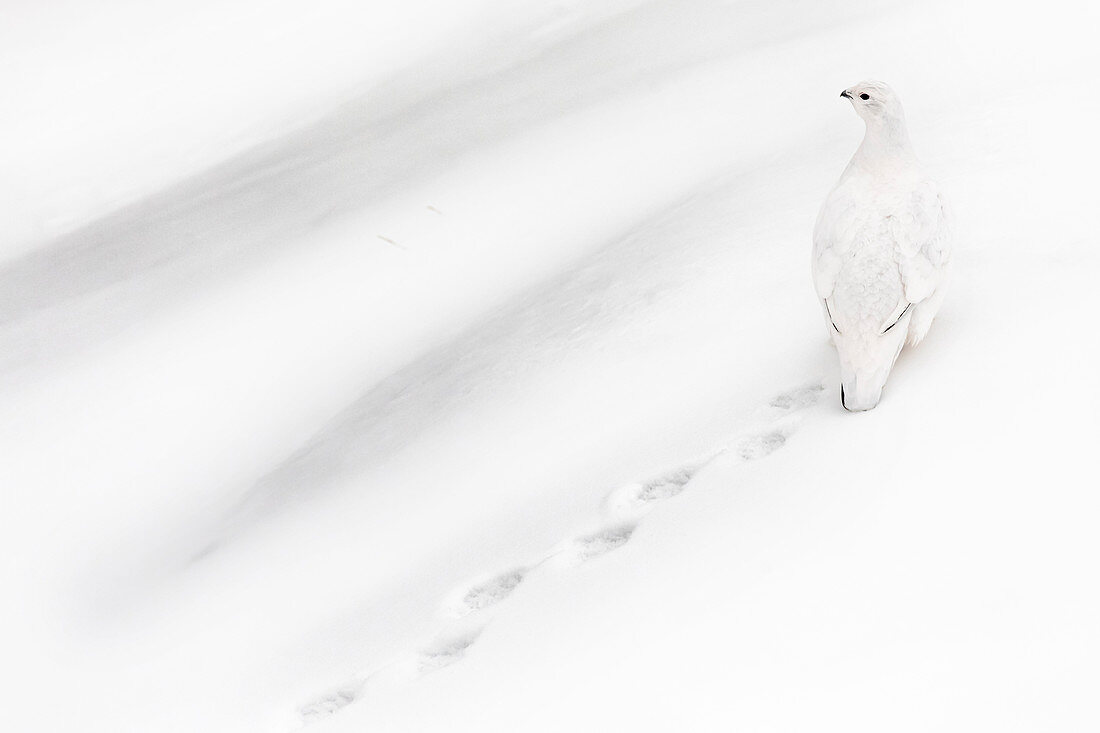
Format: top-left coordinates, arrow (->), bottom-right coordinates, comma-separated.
812,80 -> 952,411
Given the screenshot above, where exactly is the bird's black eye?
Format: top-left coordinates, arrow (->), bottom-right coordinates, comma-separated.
859,93 -> 870,100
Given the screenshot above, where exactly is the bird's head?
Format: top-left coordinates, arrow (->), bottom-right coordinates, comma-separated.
839,80 -> 905,128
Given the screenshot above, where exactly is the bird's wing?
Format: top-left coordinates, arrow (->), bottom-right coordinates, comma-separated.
890,180 -> 952,306
874,180 -> 952,332
810,194 -> 848,301
811,190 -> 853,336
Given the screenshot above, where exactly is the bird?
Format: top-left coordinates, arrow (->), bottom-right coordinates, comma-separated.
812,80 -> 952,411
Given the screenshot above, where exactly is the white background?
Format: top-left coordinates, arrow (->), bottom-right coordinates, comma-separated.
2,0 -> 1098,730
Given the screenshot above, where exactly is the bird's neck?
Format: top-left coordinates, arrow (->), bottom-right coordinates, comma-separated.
849,118 -> 917,173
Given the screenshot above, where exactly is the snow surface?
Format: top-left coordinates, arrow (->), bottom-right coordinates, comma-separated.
2,1 -> 1099,731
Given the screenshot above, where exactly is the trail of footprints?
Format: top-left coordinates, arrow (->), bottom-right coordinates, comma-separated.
297,383 -> 825,725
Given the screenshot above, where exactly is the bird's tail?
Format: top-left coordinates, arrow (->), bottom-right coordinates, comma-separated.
839,365 -> 889,411
837,329 -> 907,412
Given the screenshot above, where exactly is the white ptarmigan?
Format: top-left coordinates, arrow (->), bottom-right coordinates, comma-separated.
812,80 -> 952,411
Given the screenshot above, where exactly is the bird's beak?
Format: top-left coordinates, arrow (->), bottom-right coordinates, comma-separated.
840,90 -> 853,99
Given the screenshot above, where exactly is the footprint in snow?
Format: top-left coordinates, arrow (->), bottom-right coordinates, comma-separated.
449,567 -> 528,617
417,628 -> 483,673
605,384 -> 824,516
633,465 -> 697,503
569,523 -> 638,562
736,429 -> 788,460
733,383 -> 825,461
299,684 -> 362,722
604,464 -> 700,519
770,383 -> 826,411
